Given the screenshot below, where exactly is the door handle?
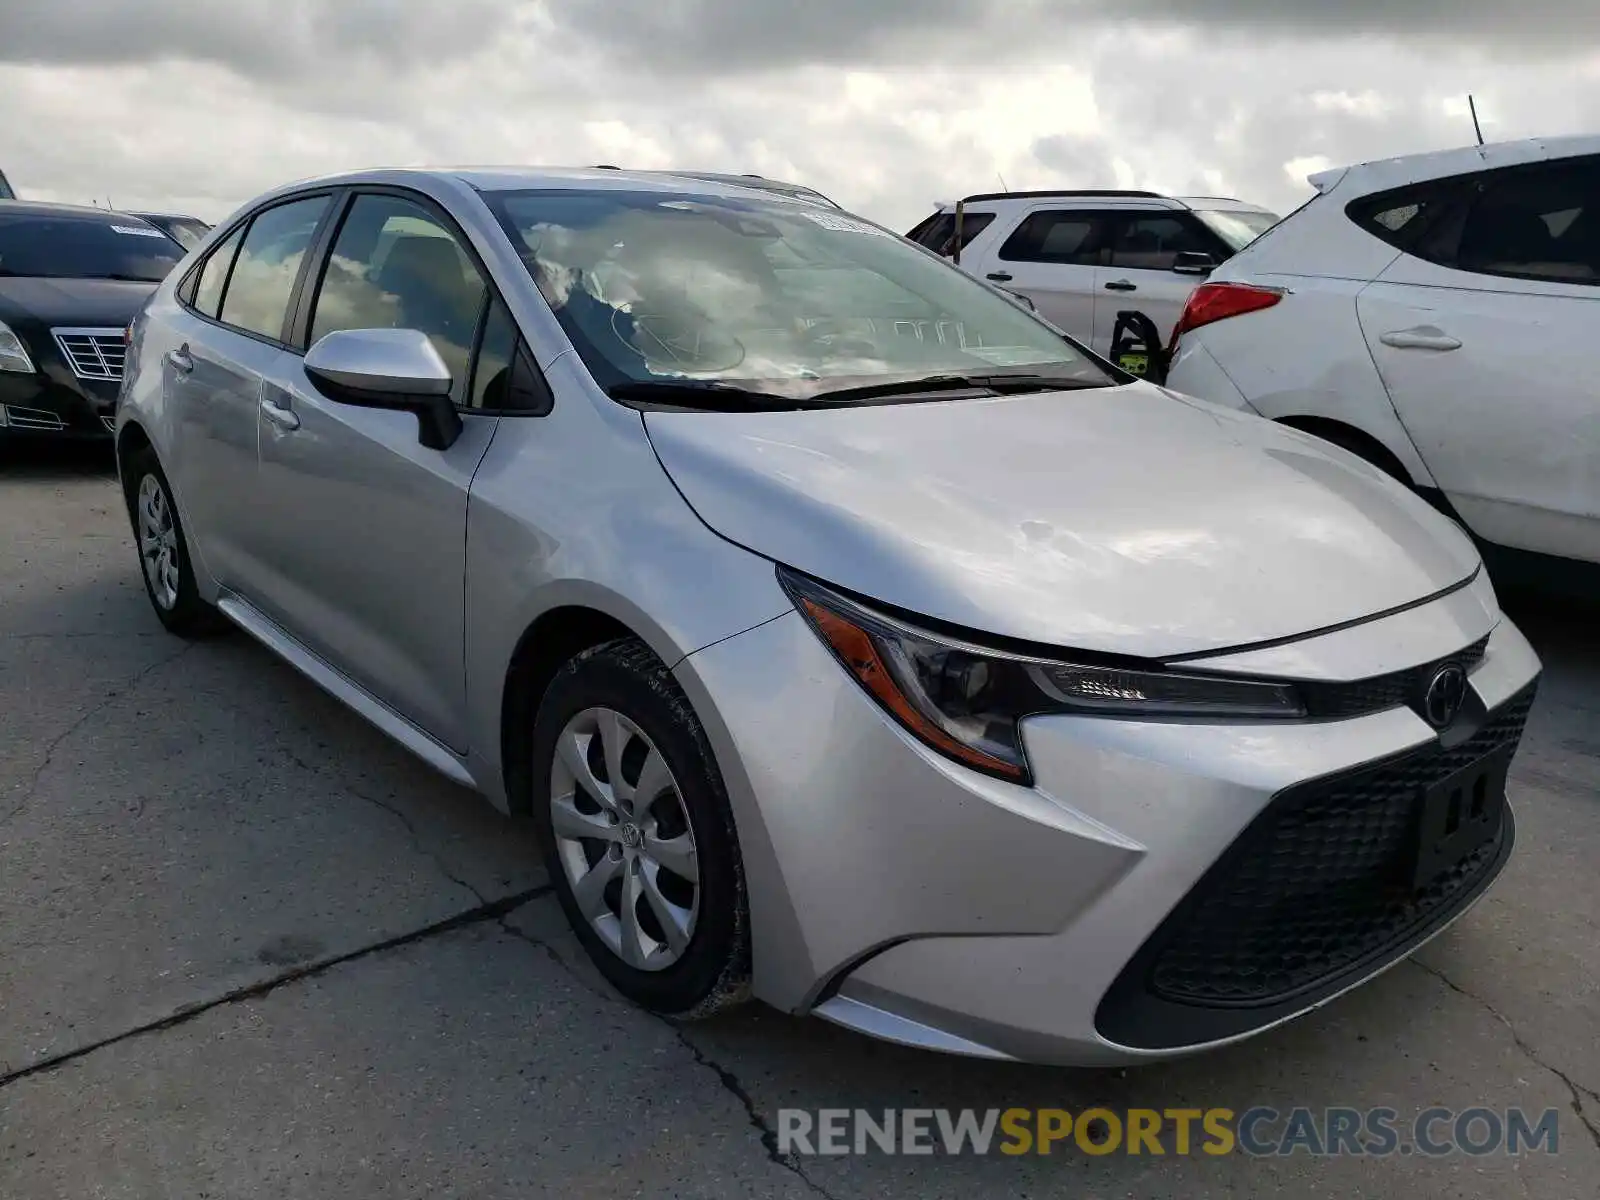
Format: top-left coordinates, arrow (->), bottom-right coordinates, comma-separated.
986,271 -> 1014,282
260,397 -> 300,431
1380,327 -> 1461,352
166,347 -> 194,374
1104,279 -> 1137,292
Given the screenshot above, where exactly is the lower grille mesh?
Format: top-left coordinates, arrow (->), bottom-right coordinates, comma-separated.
1148,687 -> 1536,1008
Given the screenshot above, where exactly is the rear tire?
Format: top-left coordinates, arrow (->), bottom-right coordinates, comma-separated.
121,445 -> 225,638
529,637 -> 751,1018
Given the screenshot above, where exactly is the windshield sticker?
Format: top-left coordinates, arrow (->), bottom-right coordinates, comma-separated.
802,212 -> 893,238
110,225 -> 169,238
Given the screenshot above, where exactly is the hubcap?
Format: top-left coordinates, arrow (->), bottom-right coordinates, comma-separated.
549,707 -> 700,972
136,474 -> 180,610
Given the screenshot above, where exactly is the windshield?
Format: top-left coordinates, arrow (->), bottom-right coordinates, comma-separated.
488,189 -> 1114,406
0,214 -> 185,281
1194,209 -> 1280,252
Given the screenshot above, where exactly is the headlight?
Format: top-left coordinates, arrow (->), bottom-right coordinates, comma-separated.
0,319 -> 35,374
779,567 -> 1306,784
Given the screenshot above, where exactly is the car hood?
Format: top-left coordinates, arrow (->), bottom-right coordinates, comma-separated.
642,383 -> 1482,659
0,277 -> 158,328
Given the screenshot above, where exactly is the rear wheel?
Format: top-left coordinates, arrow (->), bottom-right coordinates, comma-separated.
121,446 -> 224,637
529,637 -> 750,1018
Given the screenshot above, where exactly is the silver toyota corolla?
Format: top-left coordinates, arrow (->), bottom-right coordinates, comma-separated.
115,167 -> 1542,1065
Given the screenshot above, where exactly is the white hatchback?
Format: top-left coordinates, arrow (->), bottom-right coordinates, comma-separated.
1166,135 -> 1600,586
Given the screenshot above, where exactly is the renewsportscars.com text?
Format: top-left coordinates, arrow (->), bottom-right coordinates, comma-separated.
777,1106 -> 1562,1158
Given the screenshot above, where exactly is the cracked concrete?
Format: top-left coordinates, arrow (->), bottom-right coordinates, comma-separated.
3,446 -> 1597,1198
1411,959 -> 1600,1153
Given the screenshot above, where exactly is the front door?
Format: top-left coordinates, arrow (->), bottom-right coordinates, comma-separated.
250,190 -> 506,751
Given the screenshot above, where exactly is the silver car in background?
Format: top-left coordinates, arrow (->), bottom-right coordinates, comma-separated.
115,167 -> 1541,1065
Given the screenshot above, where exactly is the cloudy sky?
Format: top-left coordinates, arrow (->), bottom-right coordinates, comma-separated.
3,0 -> 1599,231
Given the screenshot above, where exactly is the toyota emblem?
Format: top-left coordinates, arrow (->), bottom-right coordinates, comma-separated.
1423,665 -> 1468,729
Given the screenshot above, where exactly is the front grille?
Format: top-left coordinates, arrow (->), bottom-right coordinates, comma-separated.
101,415 -> 116,432
1298,635 -> 1490,721
0,404 -> 67,431
52,327 -> 127,382
1145,686 -> 1535,1009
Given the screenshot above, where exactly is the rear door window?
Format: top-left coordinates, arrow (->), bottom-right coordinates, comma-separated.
219,196 -> 331,340
1453,159 -> 1600,284
998,210 -> 1107,264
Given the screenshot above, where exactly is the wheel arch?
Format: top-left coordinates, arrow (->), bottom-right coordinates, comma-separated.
499,603 -> 645,818
1275,415 -> 1416,486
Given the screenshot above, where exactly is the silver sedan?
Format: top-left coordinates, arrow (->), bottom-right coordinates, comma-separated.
114,167 -> 1542,1065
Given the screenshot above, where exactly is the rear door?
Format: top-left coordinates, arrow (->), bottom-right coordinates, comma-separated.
1357,156 -> 1600,563
966,206 -> 1109,341
1090,211 -> 1229,355
250,188 -> 513,750
163,194 -> 334,589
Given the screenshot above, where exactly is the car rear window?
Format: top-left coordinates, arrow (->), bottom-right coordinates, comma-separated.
906,210 -> 996,256
0,213 -> 185,281
0,171 -> 14,201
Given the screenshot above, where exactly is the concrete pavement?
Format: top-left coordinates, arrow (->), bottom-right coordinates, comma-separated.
2,444 -> 1595,1198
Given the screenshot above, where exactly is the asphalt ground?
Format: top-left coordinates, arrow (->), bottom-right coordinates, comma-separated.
2,441 -> 1596,1198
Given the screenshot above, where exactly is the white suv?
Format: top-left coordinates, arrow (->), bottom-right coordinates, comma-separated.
906,190 -> 1278,362
1166,135 -> 1600,585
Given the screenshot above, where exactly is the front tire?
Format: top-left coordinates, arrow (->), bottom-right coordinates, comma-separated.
529,638 -> 751,1018
121,446 -> 223,637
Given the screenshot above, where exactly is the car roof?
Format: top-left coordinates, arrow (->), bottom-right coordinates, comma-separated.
129,210 -> 207,222
0,199 -> 160,222
258,166 -> 828,205
1172,196 -> 1274,214
615,169 -> 837,204
1309,133 -> 1600,195
929,191 -> 1271,214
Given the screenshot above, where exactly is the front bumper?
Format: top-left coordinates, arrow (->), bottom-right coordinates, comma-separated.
675,575 -> 1542,1066
0,370 -> 117,439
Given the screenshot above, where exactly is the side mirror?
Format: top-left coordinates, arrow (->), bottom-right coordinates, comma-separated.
303,328 -> 463,450
1172,251 -> 1218,276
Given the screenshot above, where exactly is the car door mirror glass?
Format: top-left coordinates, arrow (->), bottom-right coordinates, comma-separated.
304,327 -> 462,450
1172,251 -> 1217,275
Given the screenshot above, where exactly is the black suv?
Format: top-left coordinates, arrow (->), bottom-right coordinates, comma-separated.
0,202 -> 185,440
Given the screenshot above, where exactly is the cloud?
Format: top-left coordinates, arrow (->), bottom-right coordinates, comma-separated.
0,0 -> 514,75
553,0 -> 1600,72
1,0 -> 1598,235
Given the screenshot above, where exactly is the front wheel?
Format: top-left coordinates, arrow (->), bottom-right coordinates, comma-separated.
121,446 -> 224,637
529,638 -> 751,1018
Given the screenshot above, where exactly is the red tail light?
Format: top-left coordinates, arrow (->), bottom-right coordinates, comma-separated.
1171,282 -> 1285,350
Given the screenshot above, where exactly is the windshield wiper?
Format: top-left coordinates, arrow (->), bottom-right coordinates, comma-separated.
810,372 -> 1110,403
607,379 -> 835,411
